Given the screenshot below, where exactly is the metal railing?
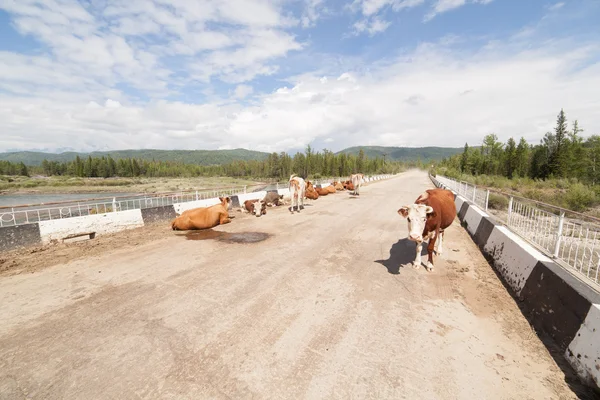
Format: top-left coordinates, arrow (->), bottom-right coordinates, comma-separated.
0,174 -> 392,228
432,175 -> 600,286
0,186 -> 250,228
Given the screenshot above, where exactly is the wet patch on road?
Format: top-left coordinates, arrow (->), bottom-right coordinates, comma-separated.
180,230 -> 271,244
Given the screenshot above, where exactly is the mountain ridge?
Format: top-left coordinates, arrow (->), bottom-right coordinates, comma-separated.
0,146 -> 464,166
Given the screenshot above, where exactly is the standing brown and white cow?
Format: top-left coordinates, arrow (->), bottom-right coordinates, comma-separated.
397,188 -> 456,272
350,173 -> 364,195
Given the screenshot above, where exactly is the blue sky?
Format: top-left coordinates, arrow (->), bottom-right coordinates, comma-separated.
0,0 -> 599,153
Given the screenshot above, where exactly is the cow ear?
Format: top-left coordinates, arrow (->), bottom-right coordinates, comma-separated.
398,207 -> 409,218
425,206 -> 436,218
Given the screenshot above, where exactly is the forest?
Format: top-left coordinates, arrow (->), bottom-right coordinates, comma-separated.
435,109 -> 600,212
1,147 -> 405,180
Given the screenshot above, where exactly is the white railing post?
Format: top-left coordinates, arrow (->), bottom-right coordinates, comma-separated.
472,185 -> 477,202
244,186 -> 247,194
112,197 -> 117,212
485,190 -> 490,212
553,212 -> 565,258
195,191 -> 199,201
508,197 -> 513,225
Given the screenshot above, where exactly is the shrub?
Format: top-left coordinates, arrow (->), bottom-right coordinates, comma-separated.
565,183 -> 596,212
488,193 -> 509,210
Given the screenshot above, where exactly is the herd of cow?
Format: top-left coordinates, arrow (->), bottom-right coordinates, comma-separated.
170,173 -> 364,229
171,173 -> 457,273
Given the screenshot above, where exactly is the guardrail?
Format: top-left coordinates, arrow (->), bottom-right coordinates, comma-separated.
433,175 -> 600,286
0,186 -> 250,228
0,175 -> 386,228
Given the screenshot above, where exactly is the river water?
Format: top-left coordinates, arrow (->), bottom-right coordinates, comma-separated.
0,192 -> 139,208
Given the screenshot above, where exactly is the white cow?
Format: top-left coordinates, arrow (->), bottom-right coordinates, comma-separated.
288,174 -> 306,213
351,173 -> 364,196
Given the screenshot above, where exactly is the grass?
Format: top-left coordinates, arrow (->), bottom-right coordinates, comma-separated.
433,167 -> 600,215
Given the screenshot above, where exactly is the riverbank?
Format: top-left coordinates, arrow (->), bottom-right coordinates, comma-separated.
0,176 -> 266,195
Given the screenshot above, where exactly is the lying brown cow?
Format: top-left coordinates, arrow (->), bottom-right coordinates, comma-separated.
305,181 -> 319,200
325,185 -> 336,194
243,199 -> 266,217
343,180 -> 354,191
315,186 -> 329,196
172,197 -> 232,230
333,181 -> 344,191
397,188 -> 456,272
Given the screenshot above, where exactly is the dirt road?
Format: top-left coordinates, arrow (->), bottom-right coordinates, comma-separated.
0,170 -> 591,399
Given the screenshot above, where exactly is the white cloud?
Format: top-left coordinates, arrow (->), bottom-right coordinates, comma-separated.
351,0 -> 424,16
425,0 -> 494,21
301,0 -> 327,27
0,0 -> 303,95
352,17 -> 391,36
2,38 -> 599,153
233,85 -> 254,99
348,0 -> 424,36
548,2 -> 565,11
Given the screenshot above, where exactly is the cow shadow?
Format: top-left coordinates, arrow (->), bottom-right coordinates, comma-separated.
375,238 -> 428,275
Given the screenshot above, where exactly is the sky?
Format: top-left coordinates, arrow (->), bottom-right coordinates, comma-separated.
0,0 -> 599,154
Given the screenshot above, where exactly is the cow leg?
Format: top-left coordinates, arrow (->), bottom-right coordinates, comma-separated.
219,213 -> 232,225
289,191 -> 296,213
435,230 -> 444,255
426,234 -> 438,272
413,242 -> 423,269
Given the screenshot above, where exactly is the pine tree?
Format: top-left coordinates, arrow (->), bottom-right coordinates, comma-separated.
504,137 -> 517,178
460,143 -> 469,173
515,137 -> 530,178
549,108 -> 568,178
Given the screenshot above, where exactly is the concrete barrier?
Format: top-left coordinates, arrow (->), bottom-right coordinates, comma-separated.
0,224 -> 42,252
141,205 -> 177,224
38,209 -> 145,243
430,175 -> 600,392
174,199 -> 221,215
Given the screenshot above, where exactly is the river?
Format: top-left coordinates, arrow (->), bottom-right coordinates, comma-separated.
0,192 -> 139,208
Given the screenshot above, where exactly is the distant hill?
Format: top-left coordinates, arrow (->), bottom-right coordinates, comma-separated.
336,146 -> 463,161
0,149 -> 270,166
1,146 -> 464,166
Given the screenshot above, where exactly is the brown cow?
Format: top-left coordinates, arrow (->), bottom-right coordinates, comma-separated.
243,199 -> 266,217
305,181 -> 319,200
315,187 -> 329,196
325,185 -> 336,194
333,181 -> 344,191
397,188 -> 456,272
343,180 -> 354,191
172,197 -> 232,230
350,173 -> 364,195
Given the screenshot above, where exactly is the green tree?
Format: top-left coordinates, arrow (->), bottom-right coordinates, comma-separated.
504,137 -> 517,178
548,108 -> 568,178
567,120 -> 586,180
515,137 -> 530,178
460,143 -> 469,173
18,162 -> 29,177
357,149 -> 366,172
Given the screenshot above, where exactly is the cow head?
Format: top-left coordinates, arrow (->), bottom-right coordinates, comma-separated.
219,197 -> 232,209
398,204 -> 435,243
251,200 -> 264,217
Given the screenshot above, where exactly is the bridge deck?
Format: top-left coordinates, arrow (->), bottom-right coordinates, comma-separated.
0,170 -> 590,399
